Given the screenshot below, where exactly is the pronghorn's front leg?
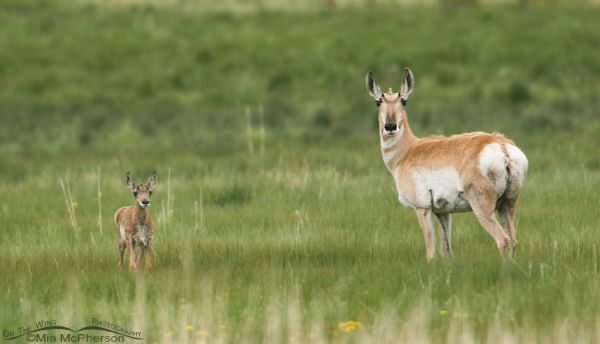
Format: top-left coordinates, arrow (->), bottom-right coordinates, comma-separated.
415,208 -> 436,262
435,213 -> 452,258
127,237 -> 137,271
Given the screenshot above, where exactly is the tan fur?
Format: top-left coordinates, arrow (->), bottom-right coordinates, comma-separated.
368,69 -> 528,261
114,172 -> 157,271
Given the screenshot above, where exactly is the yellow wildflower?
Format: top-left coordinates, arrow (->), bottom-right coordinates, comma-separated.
71,201 -> 78,209
185,324 -> 194,331
337,320 -> 362,333
440,309 -> 448,316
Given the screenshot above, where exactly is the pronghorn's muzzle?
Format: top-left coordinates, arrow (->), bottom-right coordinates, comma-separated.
383,123 -> 398,136
384,123 -> 397,131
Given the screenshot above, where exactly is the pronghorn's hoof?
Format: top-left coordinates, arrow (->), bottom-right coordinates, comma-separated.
440,248 -> 452,259
496,236 -> 514,260
501,239 -> 516,261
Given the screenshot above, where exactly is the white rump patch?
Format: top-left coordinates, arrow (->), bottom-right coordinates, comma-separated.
505,144 -> 528,197
412,167 -> 470,212
478,143 -> 509,196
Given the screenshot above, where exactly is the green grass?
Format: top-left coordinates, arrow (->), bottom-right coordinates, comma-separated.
1,1 -> 600,343
3,144 -> 600,342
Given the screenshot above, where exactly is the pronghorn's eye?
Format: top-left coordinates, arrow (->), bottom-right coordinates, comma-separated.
149,190 -> 153,196
133,191 -> 138,196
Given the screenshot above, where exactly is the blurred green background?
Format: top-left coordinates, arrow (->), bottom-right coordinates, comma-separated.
2,0 -> 600,342
1,0 -> 599,163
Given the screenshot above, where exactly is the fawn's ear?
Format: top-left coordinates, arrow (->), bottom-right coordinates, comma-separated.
126,172 -> 136,192
147,171 -> 157,187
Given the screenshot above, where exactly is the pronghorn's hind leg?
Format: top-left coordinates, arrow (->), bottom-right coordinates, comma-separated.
415,208 -> 436,262
497,196 -> 519,259
466,183 -> 513,259
435,213 -> 452,258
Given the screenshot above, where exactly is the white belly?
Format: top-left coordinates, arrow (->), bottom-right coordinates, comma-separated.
410,167 -> 471,213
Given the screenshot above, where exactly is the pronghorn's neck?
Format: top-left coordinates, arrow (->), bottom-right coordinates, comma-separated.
133,204 -> 148,225
380,119 -> 418,173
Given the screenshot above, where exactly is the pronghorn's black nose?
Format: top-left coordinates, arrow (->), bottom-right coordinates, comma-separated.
142,200 -> 150,205
384,123 -> 398,131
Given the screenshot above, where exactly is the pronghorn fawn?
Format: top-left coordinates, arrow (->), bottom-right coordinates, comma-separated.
114,172 -> 157,271
366,68 -> 528,261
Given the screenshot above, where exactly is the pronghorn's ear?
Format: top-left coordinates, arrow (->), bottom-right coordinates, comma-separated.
399,67 -> 414,106
366,70 -> 383,102
126,172 -> 136,192
148,171 -> 157,187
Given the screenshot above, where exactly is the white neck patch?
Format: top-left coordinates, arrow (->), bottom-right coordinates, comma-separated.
380,125 -> 403,170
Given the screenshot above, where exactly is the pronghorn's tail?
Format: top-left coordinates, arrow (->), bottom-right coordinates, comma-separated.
502,143 -> 529,200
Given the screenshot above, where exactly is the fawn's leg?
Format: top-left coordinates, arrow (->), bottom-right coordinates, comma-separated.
136,245 -> 145,269
145,242 -> 153,269
118,241 -> 126,271
127,239 -> 137,272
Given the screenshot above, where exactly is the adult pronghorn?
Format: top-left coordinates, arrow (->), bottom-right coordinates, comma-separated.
366,68 -> 528,261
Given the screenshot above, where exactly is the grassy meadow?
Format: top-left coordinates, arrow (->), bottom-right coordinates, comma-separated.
1,1 -> 600,342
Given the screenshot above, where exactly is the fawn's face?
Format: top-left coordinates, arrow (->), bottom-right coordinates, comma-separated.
126,172 -> 157,209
